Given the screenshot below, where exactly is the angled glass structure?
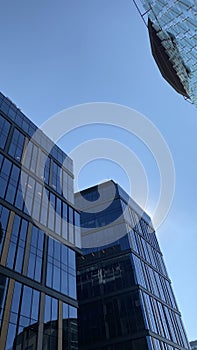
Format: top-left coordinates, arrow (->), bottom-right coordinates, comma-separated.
0,92 -> 81,349
138,0 -> 197,105
75,180 -> 190,350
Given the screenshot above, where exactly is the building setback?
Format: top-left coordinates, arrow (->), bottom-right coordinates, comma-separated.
0,92 -> 81,350
75,180 -> 190,350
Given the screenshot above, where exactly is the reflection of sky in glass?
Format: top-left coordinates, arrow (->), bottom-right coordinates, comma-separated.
141,0 -> 197,106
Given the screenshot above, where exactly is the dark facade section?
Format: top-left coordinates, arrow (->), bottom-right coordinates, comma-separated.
75,181 -> 190,350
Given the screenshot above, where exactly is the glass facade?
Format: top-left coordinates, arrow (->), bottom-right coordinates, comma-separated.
0,92 -> 80,350
140,0 -> 197,106
75,181 -> 190,350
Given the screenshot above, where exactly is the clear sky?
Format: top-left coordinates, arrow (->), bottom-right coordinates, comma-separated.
1,0 -> 197,341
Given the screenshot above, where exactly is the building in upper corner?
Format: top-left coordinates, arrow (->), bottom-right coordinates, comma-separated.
0,92 -> 81,350
190,340 -> 197,350
135,0 -> 197,106
75,180 -> 190,350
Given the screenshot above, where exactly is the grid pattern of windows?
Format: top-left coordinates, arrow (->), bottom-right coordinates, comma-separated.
0,92 -> 73,172
77,253 -> 135,299
78,290 -> 145,347
46,237 -> 76,298
76,182 -> 190,350
0,93 -> 79,350
0,113 -> 75,235
0,152 -> 80,247
5,282 -> 40,350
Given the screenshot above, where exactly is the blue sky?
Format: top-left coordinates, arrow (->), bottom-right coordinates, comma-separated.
1,0 -> 197,341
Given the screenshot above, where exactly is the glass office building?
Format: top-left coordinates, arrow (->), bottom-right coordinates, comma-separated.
138,0 -> 197,106
75,180 -> 190,350
0,92 -> 81,349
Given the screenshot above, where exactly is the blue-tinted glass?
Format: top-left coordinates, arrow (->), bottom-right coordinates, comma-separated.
69,274 -> 76,299
31,290 -> 40,321
54,240 -> 60,260
27,253 -> 36,279
28,226 -> 44,282
46,262 -> 53,288
61,270 -> 68,295
51,298 -> 58,321
68,249 -> 76,272
0,114 -> 11,149
5,164 -> 20,204
11,282 -> 22,316
44,295 -> 51,323
44,156 -> 51,185
55,198 -> 61,235
32,182 -> 42,221
62,202 -> 68,240
48,192 -> 55,231
40,189 -> 49,226
23,140 -> 33,169
0,206 -> 10,255
30,143 -> 38,173
14,171 -> 27,210
6,215 -> 21,269
8,128 -> 25,162
53,265 -> 60,291
24,176 -> 35,216
20,286 -> 32,318
51,161 -> 62,194
0,158 -> 12,198
0,274 -> 8,329
5,323 -> 17,350
63,303 -> 68,319
6,216 -> 28,272
69,306 -> 77,319
15,219 -> 28,273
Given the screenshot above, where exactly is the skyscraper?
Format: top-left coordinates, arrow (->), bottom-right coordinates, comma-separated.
75,180 -> 190,350
0,92 -> 81,350
134,0 -> 197,105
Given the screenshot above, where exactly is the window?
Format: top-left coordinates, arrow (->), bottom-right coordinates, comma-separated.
27,226 -> 44,282
38,150 -> 51,184
46,237 -> 76,298
23,176 -> 35,216
6,283 -> 40,350
0,274 -> 8,330
0,157 -> 12,199
0,114 -> 11,149
5,164 -> 20,204
43,295 -> 58,350
51,161 -> 62,194
8,128 -> 25,161
0,205 -> 10,256
32,182 -> 42,222
6,215 -> 28,273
